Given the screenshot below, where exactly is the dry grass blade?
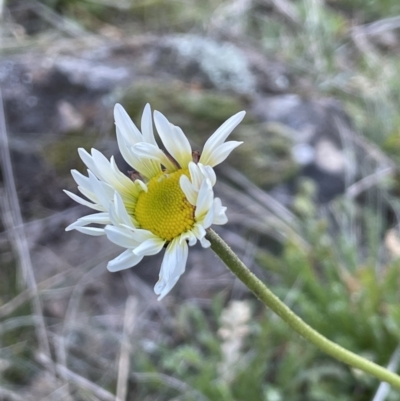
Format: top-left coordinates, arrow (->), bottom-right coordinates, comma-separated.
26,0 -> 92,38
0,315 -> 44,335
0,288 -> 37,319
0,265 -> 76,318
221,165 -> 299,227
0,90 -> 53,372
116,296 -> 137,401
359,15 -> 400,37
0,0 -> 4,20
216,173 -> 310,251
38,355 -> 116,401
56,364 -> 116,401
268,0 -> 301,27
57,263 -> 106,387
346,167 -> 394,199
351,25 -> 380,65
84,0 -> 131,9
334,115 -> 395,169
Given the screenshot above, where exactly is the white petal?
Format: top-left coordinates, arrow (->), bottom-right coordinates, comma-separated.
191,224 -> 206,241
65,221 -> 77,231
66,212 -> 110,229
113,192 -> 134,227
180,231 -> 197,246
212,197 -> 228,225
203,141 -> 243,167
126,228 -> 159,243
214,214 -> 228,226
141,103 -> 157,146
170,125 -> 193,167
201,204 -> 215,229
109,202 -> 125,226
200,236 -> 211,248
72,226 -> 105,236
76,185 -> 97,204
114,104 -> 162,177
78,148 -> 99,177
105,225 -> 141,249
195,179 -> 213,219
64,190 -> 104,211
88,171 -> 114,208
123,149 -> 162,180
154,111 -> 192,168
91,148 -> 113,175
107,249 -> 143,272
198,164 -> 216,186
110,156 -> 141,193
131,143 -> 176,173
180,175 -> 197,206
133,238 -> 165,256
71,169 -> 90,189
200,111 -> 245,166
116,127 -> 137,169
189,224 -> 211,247
154,238 -> 188,300
114,103 -> 143,143
92,150 -> 135,194
188,161 -> 203,191
137,179 -> 148,192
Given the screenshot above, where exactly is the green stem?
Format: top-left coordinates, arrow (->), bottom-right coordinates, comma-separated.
206,229 -> 400,389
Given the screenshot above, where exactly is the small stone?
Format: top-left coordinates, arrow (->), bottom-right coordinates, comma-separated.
57,100 -> 84,133
314,138 -> 345,174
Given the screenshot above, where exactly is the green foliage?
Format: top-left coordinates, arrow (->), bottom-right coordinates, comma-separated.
42,133 -> 97,176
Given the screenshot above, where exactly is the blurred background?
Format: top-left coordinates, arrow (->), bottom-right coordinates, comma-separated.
1,0 -> 400,399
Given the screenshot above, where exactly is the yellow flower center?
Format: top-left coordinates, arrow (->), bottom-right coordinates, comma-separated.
134,169 -> 195,242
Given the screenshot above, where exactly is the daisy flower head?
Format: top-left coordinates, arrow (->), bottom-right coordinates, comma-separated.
65,104 -> 245,300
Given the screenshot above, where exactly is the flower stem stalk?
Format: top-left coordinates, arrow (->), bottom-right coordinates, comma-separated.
206,229 -> 400,389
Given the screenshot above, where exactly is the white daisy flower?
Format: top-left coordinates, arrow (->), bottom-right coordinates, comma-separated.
65,103 -> 245,300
